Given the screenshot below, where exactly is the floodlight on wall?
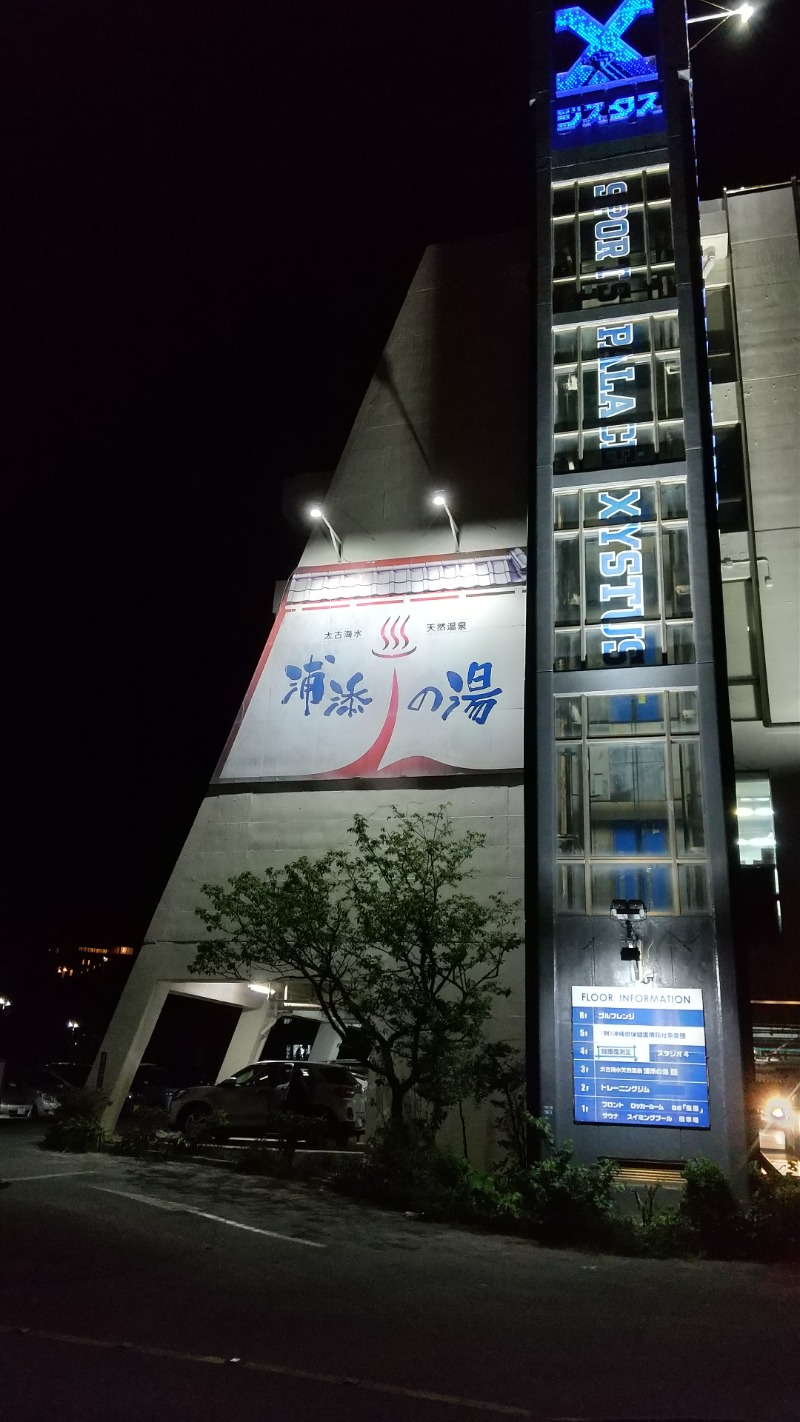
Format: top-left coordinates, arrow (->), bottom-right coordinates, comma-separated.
687,2 -> 754,24
432,492 -> 460,551
308,505 -> 343,561
0,996 -> 11,1010
687,3 -> 755,51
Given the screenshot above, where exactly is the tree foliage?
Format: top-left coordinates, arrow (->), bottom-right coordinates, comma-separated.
193,808 -> 521,1124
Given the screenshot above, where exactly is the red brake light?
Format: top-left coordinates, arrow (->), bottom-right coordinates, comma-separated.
334,1087 -> 356,1098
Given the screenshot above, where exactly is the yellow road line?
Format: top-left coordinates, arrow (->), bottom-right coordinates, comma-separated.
0,1325 -> 535,1417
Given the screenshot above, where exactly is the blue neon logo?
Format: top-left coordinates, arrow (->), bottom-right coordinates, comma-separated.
555,0 -> 658,98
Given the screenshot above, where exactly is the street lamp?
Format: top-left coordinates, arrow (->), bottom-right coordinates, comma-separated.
432,492 -> 460,551
0,996 -> 11,1011
67,1019 -> 80,1033
308,505 -> 343,561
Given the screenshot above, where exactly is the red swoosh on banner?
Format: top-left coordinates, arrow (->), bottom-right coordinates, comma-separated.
320,669 -> 400,778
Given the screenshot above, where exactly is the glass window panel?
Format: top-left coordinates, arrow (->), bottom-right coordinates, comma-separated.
582,360 -> 653,429
587,693 -> 665,737
555,537 -> 581,626
656,356 -> 683,421
579,209 -> 646,275
665,623 -> 695,664
554,368 -> 580,432
669,690 -> 699,733
555,629 -> 581,672
553,222 -> 577,281
662,527 -> 692,618
581,426 -> 657,471
735,776 -> 775,866
660,482 -> 687,520
554,436 -> 580,475
647,205 -> 674,266
553,183 -> 576,218
650,269 -> 677,301
584,485 -> 658,524
554,491 -> 580,530
590,863 -> 675,912
585,625 -> 660,669
556,862 -> 586,912
645,169 -> 670,202
657,423 -> 685,462
557,746 -> 584,856
577,173 -> 643,212
554,327 -> 579,363
584,529 -> 660,624
653,314 -> 680,350
585,622 -> 659,665
672,741 -> 705,855
555,696 -> 582,739
678,864 -> 710,912
588,743 -> 670,857
580,319 -> 651,359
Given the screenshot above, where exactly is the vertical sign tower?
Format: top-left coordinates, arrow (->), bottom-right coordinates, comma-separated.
529,0 -> 748,1174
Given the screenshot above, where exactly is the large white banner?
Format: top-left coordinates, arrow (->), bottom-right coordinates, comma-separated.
217,553 -> 526,781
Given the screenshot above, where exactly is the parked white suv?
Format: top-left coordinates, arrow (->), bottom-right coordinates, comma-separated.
169,1060 -> 366,1145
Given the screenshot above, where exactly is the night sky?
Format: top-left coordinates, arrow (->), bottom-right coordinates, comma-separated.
5,0 -> 796,967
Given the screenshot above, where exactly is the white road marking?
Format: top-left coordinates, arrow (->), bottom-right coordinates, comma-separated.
3,1170 -> 100,1183
89,1186 -> 326,1247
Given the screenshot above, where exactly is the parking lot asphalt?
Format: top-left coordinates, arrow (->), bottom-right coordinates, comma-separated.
1,1123 -> 799,1421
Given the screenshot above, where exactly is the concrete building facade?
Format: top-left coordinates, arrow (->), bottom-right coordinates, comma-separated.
92,4 -> 798,1173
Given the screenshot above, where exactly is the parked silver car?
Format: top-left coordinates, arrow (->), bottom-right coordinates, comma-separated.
0,1076 -> 35,1121
169,1060 -> 366,1145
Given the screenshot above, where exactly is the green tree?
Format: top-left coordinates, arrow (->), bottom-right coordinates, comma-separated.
193,808 -> 521,1128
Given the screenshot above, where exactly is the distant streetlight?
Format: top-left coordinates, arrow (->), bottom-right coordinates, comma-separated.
308,506 -> 343,561
0,996 -> 11,1011
432,492 -> 460,551
67,1019 -> 80,1033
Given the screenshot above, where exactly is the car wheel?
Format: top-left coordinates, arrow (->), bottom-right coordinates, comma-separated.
176,1104 -> 211,1135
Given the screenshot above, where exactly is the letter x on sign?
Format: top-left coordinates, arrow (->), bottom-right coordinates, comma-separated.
555,0 -> 658,97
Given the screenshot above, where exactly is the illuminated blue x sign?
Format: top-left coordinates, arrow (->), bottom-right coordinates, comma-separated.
555,0 -> 658,98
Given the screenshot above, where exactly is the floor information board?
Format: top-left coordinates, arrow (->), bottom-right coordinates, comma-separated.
572,986 -> 709,1128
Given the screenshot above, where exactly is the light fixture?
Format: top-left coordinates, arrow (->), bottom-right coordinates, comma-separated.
67,1019 -> 80,1032
247,983 -> 276,997
308,505 -> 343,561
432,491 -> 460,551
688,2 -> 755,24
0,996 -> 11,1010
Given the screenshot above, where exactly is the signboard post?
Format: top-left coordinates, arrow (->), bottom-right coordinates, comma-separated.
572,986 -> 709,1128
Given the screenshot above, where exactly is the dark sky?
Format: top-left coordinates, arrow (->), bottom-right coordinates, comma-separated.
4,0 -> 795,961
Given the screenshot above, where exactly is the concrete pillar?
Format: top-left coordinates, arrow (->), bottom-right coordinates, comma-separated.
215,999 -> 278,1082
90,941 -> 197,1131
309,1020 -> 342,1062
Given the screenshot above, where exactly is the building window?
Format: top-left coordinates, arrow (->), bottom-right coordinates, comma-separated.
553,313 -> 684,474
552,166 -> 676,314
735,775 -> 776,867
553,480 -> 694,671
714,424 -> 747,534
704,287 -> 737,384
555,691 -> 708,914
721,578 -> 761,719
